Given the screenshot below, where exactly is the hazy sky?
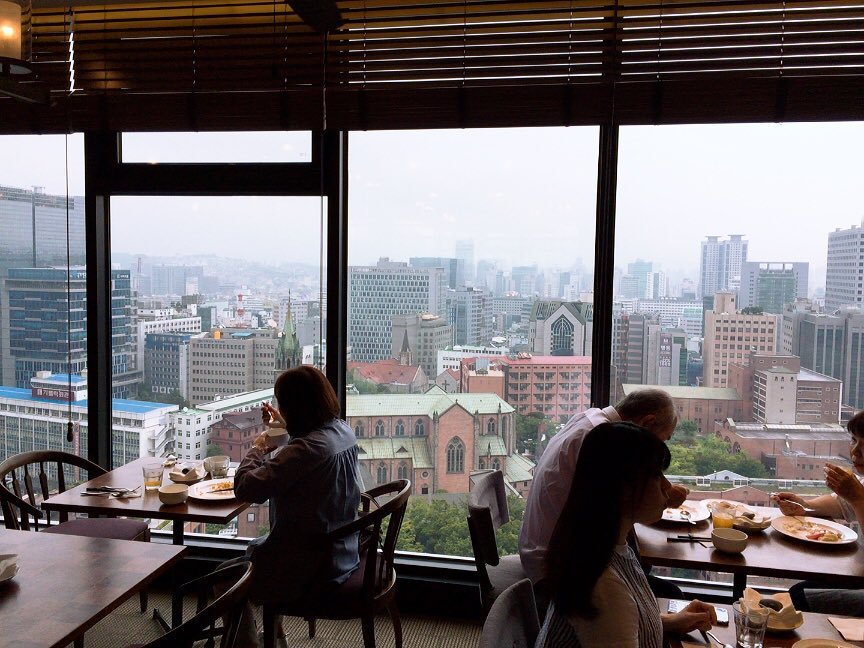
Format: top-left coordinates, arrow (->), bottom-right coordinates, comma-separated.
4,123 -> 864,292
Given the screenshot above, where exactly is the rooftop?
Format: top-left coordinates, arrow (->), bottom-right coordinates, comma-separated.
623,384 -> 742,401
500,355 -> 592,366
356,437 -> 433,468
0,386 -> 175,415
347,386 -> 513,418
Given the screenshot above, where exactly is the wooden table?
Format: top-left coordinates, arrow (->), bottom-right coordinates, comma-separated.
637,504 -> 864,599
0,528 -> 186,648
664,599 -> 864,647
41,457 -> 250,545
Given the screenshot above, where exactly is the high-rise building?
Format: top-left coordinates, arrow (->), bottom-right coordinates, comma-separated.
151,265 -> 205,296
783,305 -> 864,409
136,315 -> 201,375
703,292 -> 780,387
511,265 -> 539,296
445,286 -> 490,346
348,258 -> 445,362
454,240 -> 475,286
0,267 -> 139,397
626,260 -> 653,298
410,257 -> 460,289
613,312 -> 660,385
144,331 -> 196,399
739,261 -> 809,314
529,300 -> 592,356
699,234 -> 748,298
826,221 -> 864,313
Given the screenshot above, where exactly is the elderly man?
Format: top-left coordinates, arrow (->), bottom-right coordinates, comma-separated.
520,388 -> 687,598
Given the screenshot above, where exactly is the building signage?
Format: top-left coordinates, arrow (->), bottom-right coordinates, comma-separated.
32,387 -> 74,401
659,334 -> 672,368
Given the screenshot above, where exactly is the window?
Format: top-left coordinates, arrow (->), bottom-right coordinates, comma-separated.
397,462 -> 409,480
0,135 -> 87,467
377,462 -> 388,484
414,420 -> 425,436
487,419 -> 496,434
375,420 -> 385,437
354,422 -> 364,438
395,419 -> 405,436
446,437 -> 465,473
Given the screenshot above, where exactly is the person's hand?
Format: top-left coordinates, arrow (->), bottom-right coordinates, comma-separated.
252,432 -> 277,454
261,403 -> 286,431
771,492 -> 810,516
663,600 -> 716,635
825,463 -> 864,505
667,484 -> 689,509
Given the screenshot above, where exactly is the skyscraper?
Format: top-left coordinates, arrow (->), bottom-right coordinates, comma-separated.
825,221 -> 864,313
455,240 -> 475,286
699,234 -> 748,298
445,286 -> 490,346
739,261 -> 809,314
348,258 -> 445,362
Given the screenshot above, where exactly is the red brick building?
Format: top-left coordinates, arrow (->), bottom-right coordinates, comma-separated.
622,384 -> 743,434
208,410 -> 267,463
348,358 -> 429,393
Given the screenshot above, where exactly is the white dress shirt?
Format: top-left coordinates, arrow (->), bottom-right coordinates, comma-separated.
518,406 -> 621,583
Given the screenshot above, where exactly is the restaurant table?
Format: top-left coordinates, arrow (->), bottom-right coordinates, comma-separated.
41,457 -> 250,546
41,457 -> 250,630
662,599 -> 864,647
0,528 -> 186,648
637,504 -> 864,600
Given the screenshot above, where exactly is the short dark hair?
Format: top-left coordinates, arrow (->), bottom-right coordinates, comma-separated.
615,388 -> 675,425
546,422 -> 671,618
849,410 -> 864,437
273,366 -> 340,437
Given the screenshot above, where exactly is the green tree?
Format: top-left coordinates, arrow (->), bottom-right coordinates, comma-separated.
514,412 -> 556,455
206,444 -> 226,457
671,419 -> 700,447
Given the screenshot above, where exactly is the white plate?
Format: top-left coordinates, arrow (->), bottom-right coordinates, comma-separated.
187,478 -> 236,501
661,501 -> 710,523
792,639 -> 857,648
702,499 -> 755,516
771,516 -> 858,545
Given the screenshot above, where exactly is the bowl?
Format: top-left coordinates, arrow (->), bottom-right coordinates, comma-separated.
158,483 -> 188,505
712,527 -> 748,553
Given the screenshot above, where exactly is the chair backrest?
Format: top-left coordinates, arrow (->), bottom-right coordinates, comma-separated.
141,562 -> 254,648
329,478 -> 411,601
0,450 -> 107,530
467,469 -> 509,569
478,579 -> 540,648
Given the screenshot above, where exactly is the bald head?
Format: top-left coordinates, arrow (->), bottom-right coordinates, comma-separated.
614,389 -> 678,441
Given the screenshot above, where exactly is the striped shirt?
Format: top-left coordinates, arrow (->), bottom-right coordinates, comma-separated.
535,545 -> 664,648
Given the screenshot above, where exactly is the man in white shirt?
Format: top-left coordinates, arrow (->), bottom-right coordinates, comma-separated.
519,388 -> 687,592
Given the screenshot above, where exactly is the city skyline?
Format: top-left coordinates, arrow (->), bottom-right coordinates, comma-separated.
6,124 -> 864,291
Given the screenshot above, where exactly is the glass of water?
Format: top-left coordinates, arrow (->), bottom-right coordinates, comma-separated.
733,601 -> 768,648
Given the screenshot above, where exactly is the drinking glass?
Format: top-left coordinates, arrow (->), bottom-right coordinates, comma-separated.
733,601 -> 768,648
713,511 -> 734,529
142,461 -> 164,491
210,456 -> 230,478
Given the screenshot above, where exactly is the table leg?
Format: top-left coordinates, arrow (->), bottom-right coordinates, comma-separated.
732,573 -> 747,600
152,521 -> 186,631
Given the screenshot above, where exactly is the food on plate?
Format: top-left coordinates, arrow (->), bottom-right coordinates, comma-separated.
781,518 -> 844,542
208,481 -> 233,493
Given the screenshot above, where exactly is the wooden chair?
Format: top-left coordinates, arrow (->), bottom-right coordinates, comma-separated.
134,562 -> 254,648
478,578 -> 540,648
467,469 -> 527,611
0,451 -> 152,619
262,478 -> 412,648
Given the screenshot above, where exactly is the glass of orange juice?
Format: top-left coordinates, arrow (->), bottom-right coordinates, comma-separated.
713,511 -> 734,529
142,461 -> 163,491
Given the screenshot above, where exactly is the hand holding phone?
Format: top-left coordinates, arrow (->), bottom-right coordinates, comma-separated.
666,599 -> 729,625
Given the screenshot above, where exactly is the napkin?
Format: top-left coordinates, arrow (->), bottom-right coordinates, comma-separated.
742,587 -> 802,629
829,617 -> 864,641
0,553 -> 19,581
169,463 -> 204,482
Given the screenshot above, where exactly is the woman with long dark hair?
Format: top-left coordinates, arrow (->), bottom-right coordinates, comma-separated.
536,421 -> 715,647
228,365 -> 361,647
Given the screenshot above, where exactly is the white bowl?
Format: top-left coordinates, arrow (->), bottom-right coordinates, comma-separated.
712,527 -> 748,553
158,483 -> 189,505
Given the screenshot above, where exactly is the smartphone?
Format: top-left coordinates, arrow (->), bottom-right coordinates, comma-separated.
666,599 -> 729,625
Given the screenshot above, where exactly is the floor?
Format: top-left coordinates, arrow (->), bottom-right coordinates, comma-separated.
83,589 -> 482,648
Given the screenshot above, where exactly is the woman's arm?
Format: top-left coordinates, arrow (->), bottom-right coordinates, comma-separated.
825,464 -> 864,524
771,491 -> 844,518
233,433 -> 325,503
661,600 -> 716,635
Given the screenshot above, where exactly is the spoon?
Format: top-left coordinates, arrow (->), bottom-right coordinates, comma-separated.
680,509 -> 698,525
704,629 -> 733,648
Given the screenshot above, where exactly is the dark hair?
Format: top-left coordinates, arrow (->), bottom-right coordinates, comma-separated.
615,388 -> 675,426
849,410 -> 864,437
273,366 -> 341,437
546,422 -> 671,618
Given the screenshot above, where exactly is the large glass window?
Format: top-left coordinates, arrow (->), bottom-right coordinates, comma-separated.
615,122 -> 864,588
0,135 -> 86,466
347,127 -> 598,556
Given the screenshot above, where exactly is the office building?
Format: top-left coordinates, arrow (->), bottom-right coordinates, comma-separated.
445,286 -> 490,346
151,265 -> 204,296
144,332 -> 196,399
348,258 -> 445,362
826,221 -> 864,312
436,344 -> 510,376
699,234 -> 748,298
454,240 -> 475,286
496,354 -> 592,424
410,256 -> 460,289
391,313 -> 453,379
529,300 -> 592,356
0,372 -> 175,466
703,292 -> 780,388
0,267 -> 139,397
136,315 -> 201,374
783,306 -> 864,409
739,261 -> 809,314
